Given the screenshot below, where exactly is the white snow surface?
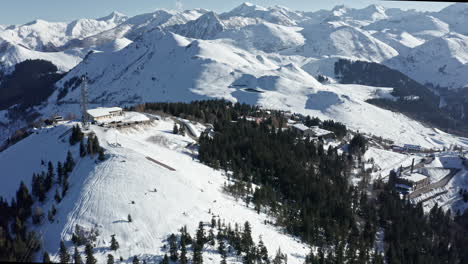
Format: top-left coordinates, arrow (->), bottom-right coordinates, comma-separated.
40,29 -> 468,150
1,3 -> 467,89
0,120 -> 310,263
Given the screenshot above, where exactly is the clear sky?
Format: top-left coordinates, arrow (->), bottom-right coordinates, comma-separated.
0,0 -> 453,25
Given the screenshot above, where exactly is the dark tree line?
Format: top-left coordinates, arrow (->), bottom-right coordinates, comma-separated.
0,59 -> 65,110
334,59 -> 468,134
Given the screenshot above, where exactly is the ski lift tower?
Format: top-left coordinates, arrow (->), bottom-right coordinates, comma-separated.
80,75 -> 89,130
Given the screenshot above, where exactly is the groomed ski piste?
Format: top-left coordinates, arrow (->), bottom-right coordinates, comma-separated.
0,118 -> 310,263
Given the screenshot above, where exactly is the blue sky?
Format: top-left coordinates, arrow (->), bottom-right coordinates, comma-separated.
0,0 -> 452,25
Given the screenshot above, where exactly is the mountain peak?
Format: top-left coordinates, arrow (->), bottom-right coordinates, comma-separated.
228,2 -> 268,15
97,11 -> 128,23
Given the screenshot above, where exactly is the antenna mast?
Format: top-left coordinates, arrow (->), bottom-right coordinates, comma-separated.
80,75 -> 89,129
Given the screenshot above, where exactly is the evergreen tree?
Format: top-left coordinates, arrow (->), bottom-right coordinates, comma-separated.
45,161 -> 54,191
43,251 -> 51,263
173,124 -> 179,134
98,148 -> 106,161
80,139 -> 86,157
16,181 -> 33,220
218,240 -> 227,264
74,246 -> 83,264
258,238 -> 269,264
55,188 -> 62,203
110,235 -> 119,251
62,173 -> 69,197
57,161 -> 64,185
241,221 -> 253,251
168,233 -> 178,261
128,214 -> 132,223
87,135 -> 95,155
160,254 -> 169,264
85,243 -> 97,264
133,256 -> 140,264
179,125 -> 186,136
59,240 -> 71,264
65,151 -> 75,173
107,254 -> 114,264
193,243 -> 203,264
196,221 -> 206,246
180,237 -> 188,264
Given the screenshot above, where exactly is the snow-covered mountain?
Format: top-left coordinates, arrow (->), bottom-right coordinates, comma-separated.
0,120 -> 310,263
0,12 -> 127,51
385,33 -> 468,89
1,2 -> 466,88
1,3 -> 468,263
40,28 -> 467,150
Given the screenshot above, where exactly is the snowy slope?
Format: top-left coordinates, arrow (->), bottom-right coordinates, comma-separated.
41,29 -> 468,150
297,22 -> 399,62
0,120 -> 310,263
0,12 -> 127,51
433,3 -> 468,35
364,13 -> 450,41
385,33 -> 468,89
0,40 -> 82,72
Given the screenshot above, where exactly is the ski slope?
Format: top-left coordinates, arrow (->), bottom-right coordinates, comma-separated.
0,119 -> 310,263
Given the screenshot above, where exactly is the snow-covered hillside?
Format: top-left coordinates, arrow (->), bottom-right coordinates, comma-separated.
1,2 -> 466,88
385,33 -> 468,89
42,28 -> 468,151
0,120 -> 310,263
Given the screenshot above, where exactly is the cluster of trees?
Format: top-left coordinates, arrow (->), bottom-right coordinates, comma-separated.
145,100 -> 468,263
459,189 -> 468,203
334,59 -> 468,133
0,59 -> 64,110
0,126 -> 88,261
199,115 -> 365,248
0,148 -> 78,261
132,100 -> 260,125
173,123 -> 186,136
158,218 -> 286,264
301,116 -> 347,139
57,240 -> 97,264
70,125 -> 105,161
0,183 -> 41,262
349,133 -> 368,156
375,181 -> 468,263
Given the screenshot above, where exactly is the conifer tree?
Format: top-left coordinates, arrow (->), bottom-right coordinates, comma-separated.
57,161 -> 64,184
55,188 -> 62,203
258,238 -> 269,264
168,233 -> 178,261
133,256 -> 140,264
80,139 -> 86,157
107,254 -> 114,264
180,237 -> 188,264
98,148 -> 106,161
74,246 -> 83,264
160,254 -> 169,264
65,151 -> 75,173
193,243 -> 203,264
173,124 -> 179,134
45,161 -> 54,191
43,251 -> 51,263
85,243 -> 97,264
196,221 -> 206,246
128,214 -> 132,223
62,174 -> 69,197
241,221 -> 253,251
110,235 -> 119,251
59,240 -> 71,264
218,240 -> 227,264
